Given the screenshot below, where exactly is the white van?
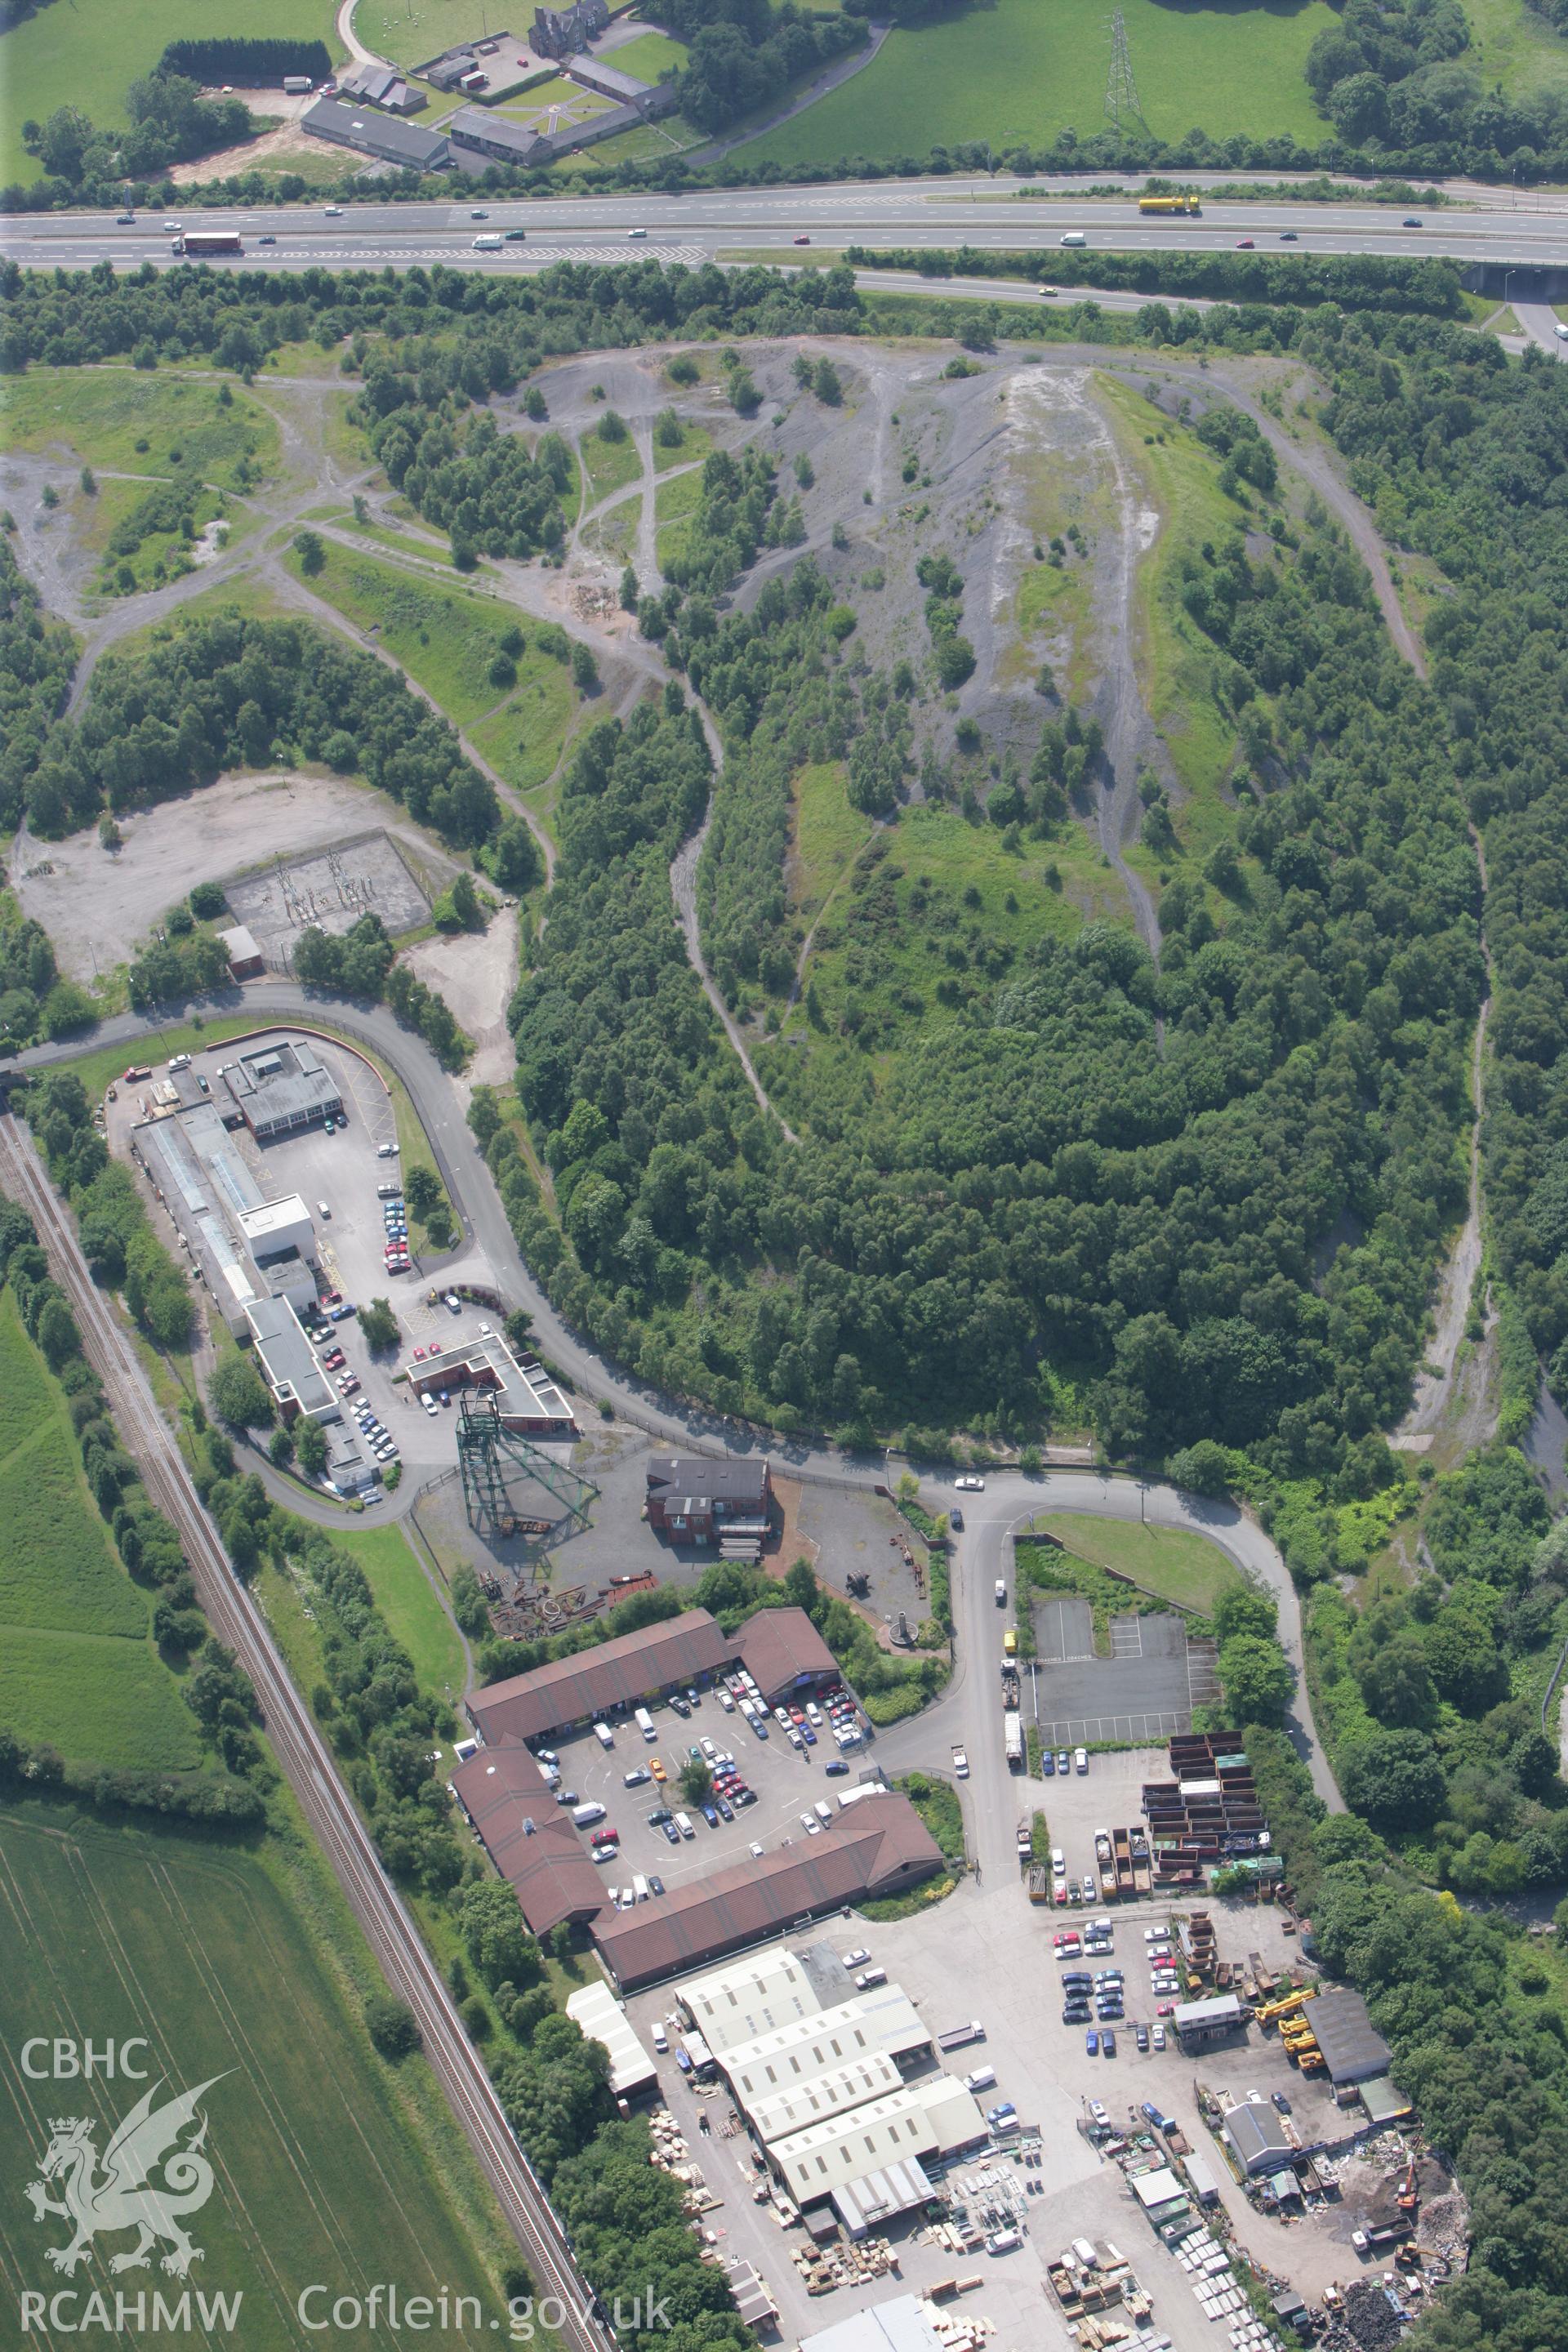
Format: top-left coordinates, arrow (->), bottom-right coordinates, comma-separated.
1061,229 -> 1087,248
632,1873 -> 650,1903
856,1967 -> 888,1990
652,2022 -> 668,2052
473,233 -> 504,251
317,1200 -> 332,1220
593,1721 -> 614,1750
813,1799 -> 834,1825
674,1811 -> 695,1841
635,1706 -> 656,1740
572,1801 -> 606,1829
963,2065 -> 997,2094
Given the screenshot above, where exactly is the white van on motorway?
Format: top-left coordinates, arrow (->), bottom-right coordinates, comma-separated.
1060,229 -> 1087,248
473,232 -> 504,251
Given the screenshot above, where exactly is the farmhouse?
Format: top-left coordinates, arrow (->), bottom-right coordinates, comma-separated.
220,1040 -> 343,1143
301,97 -> 451,171
532,0 -> 609,59
336,61 -> 426,114
644,1454 -> 773,1543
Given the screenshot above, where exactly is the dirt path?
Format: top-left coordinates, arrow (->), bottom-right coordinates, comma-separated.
1094,392 -> 1163,960
669,705 -> 802,1144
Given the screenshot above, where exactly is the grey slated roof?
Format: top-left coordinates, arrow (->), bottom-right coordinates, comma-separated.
301,96 -> 451,168
446,106 -> 550,159
1304,1989 -> 1392,2084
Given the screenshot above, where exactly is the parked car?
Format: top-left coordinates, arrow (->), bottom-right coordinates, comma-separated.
1085,2030 -> 1098,2056
955,1474 -> 985,1491
825,1760 -> 849,1777
1101,2030 -> 1116,2056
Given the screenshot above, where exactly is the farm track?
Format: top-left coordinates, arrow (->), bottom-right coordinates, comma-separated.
0,1113 -> 612,2352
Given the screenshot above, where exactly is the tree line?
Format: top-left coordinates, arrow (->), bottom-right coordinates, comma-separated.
24,605 -> 499,853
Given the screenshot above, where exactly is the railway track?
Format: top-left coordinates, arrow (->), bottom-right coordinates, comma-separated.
0,1112 -> 612,2352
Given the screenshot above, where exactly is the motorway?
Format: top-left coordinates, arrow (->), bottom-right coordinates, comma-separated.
0,1107 -> 610,2352
3,175 -> 1568,282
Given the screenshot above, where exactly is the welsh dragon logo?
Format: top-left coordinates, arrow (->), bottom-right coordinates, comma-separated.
24,2076 -> 229,2278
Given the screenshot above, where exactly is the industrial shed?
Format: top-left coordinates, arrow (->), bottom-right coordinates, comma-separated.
766,2074 -> 985,2207
449,1746 -> 604,1936
466,1607 -> 730,1745
1304,1989 -> 1392,2086
593,1801 -> 943,1991
722,1991 -> 932,2106
1223,2101 -> 1294,2176
564,1981 -> 657,2100
734,1606 -> 840,1704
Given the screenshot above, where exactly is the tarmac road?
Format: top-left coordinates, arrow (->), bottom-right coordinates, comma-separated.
17,984 -> 1345,1822
4,173 -> 1568,282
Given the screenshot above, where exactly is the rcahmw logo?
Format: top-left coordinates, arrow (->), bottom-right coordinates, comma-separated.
17,2040 -> 241,2334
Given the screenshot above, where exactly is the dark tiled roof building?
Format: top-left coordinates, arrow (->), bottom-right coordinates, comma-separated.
593,1799 -> 943,1990
466,1606 -> 730,1745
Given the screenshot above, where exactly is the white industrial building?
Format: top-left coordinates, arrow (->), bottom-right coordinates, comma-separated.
678,1949 -> 823,2056
722,1992 -> 931,2110
564,1982 -> 657,2100
135,1103 -> 319,1332
799,2295 -> 947,2352
744,2052 -> 906,2146
766,2075 -> 986,2208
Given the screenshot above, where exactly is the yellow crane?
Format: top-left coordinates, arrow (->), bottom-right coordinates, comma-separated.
1256,1987 -> 1317,2026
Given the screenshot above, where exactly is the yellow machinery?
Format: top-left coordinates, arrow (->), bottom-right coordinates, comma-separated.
1257,1988 -> 1317,2027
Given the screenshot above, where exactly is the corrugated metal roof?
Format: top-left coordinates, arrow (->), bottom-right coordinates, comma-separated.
831,2159 -> 933,2238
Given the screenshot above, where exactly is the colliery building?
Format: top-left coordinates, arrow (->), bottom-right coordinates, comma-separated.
593,1802 -> 942,1992
466,1606 -> 731,1746
645,1454 -> 773,1544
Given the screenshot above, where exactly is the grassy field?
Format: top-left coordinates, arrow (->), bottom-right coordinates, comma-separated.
654,420 -> 711,474
1027,1512 -> 1245,1617
283,541 -> 586,760
0,1806 -> 506,2346
0,0 -> 342,184
653,465 -> 703,567
0,1290 -> 203,1769
608,29 -> 688,82
786,757 -> 875,926
466,662 -> 585,830
743,0 -> 1334,167
332,1523 -> 466,1698
0,368 -> 279,494
580,425 -> 644,510
357,0 -> 531,71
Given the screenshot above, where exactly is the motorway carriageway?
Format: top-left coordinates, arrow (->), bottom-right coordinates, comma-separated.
4,175 -> 1568,277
